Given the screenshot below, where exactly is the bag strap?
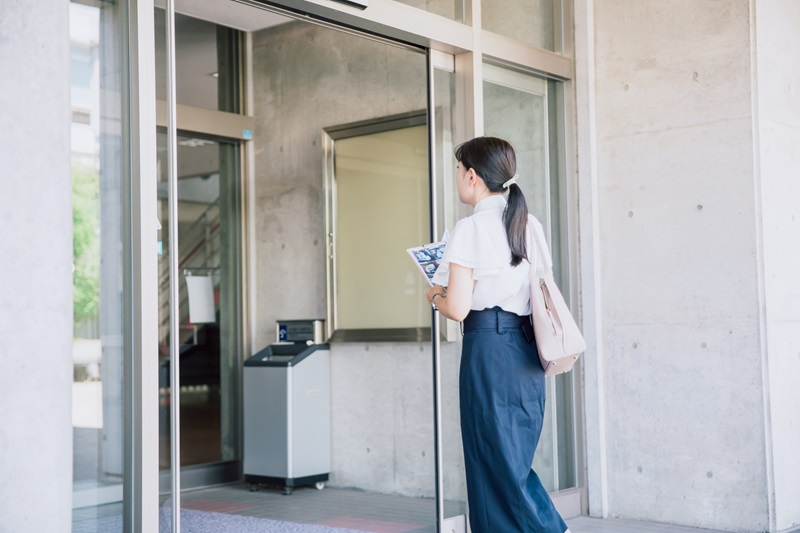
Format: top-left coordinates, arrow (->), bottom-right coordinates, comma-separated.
528,219 -> 553,277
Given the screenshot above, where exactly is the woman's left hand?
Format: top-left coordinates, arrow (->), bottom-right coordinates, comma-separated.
426,285 -> 446,306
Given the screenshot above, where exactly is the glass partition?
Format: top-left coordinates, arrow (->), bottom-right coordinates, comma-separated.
482,0 -> 563,52
156,132 -> 242,474
433,68 -> 458,247
70,0 -> 134,529
483,62 -> 576,491
392,0 -> 464,22
155,9 -> 240,113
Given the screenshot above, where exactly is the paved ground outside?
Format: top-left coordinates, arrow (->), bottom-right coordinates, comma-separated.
567,516 -> 727,533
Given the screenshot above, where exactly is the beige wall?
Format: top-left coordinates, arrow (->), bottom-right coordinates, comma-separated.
334,126 -> 431,330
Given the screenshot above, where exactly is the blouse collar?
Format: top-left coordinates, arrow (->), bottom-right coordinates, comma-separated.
474,194 -> 506,214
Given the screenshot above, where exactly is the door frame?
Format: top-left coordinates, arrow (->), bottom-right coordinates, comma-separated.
138,0 -> 582,530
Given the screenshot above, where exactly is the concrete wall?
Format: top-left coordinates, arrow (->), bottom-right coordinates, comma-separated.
329,341 -> 464,499
590,1 -> 769,530
754,2 -> 800,531
251,21 -> 467,500
0,1 -> 73,531
251,20 -> 427,341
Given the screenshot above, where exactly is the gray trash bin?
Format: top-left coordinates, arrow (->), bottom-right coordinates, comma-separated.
243,323 -> 330,494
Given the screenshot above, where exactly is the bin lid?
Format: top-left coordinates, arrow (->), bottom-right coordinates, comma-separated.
244,343 -> 329,367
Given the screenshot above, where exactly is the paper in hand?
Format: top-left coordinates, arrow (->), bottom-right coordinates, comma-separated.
406,241 -> 447,287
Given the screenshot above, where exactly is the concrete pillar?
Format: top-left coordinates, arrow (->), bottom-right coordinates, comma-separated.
578,1 -> 800,531
0,1 -> 73,532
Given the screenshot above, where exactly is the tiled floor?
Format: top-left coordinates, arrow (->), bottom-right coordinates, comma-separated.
73,483 -> 729,532
178,484 -> 728,533
180,483 -> 459,532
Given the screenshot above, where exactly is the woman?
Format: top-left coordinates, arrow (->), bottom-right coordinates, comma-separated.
425,137 -> 570,533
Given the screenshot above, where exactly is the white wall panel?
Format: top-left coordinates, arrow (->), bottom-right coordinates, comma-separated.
754,1 -> 800,529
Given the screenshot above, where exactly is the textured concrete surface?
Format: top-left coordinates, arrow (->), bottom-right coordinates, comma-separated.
0,1 -> 73,531
591,1 -> 768,531
327,341 -> 467,500
251,20 -> 427,347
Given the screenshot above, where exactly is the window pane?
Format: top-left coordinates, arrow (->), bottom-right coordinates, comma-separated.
156,133 -> 242,471
70,1 -> 128,529
483,64 -> 577,491
392,0 -> 464,22
433,68 -> 458,245
482,0 -> 562,52
155,10 -> 240,113
483,65 -> 549,224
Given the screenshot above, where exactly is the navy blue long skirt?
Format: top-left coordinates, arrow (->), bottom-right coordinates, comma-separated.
460,307 -> 567,533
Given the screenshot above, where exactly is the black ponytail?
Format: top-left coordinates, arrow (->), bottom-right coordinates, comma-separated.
455,137 -> 528,266
503,183 -> 528,266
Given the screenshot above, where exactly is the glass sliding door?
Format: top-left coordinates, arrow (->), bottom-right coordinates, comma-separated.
430,53 -> 469,532
156,132 -> 242,473
70,3 -> 128,528
154,9 -> 245,531
70,0 -> 160,530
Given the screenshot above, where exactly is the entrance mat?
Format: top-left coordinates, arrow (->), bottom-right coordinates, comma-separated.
73,508 -> 366,533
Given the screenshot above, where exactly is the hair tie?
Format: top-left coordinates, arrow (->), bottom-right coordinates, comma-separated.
502,174 -> 519,189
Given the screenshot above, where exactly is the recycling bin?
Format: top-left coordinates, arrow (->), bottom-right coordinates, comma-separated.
243,320 -> 329,494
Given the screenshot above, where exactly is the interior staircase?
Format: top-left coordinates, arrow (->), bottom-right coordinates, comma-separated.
158,203 -> 222,388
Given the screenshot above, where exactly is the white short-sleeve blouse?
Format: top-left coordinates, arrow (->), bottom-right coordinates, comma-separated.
431,195 -> 548,316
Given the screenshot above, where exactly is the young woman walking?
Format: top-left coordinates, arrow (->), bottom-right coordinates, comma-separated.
426,137 -> 570,533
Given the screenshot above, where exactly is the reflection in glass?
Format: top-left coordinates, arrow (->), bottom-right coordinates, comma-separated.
482,0 -> 562,52
433,68 -> 458,245
433,66 -> 470,519
155,9 -> 240,113
392,0 -> 464,22
153,9 -> 243,528
156,133 -> 241,475
70,1 -> 126,530
483,65 -> 576,491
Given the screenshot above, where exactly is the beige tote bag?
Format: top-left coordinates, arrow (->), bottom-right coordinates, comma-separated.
528,221 -> 586,376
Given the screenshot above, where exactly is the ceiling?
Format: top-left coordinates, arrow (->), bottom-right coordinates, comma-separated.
158,0 -> 293,32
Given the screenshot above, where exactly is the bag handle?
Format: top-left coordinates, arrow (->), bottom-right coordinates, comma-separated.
528,220 -> 553,278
